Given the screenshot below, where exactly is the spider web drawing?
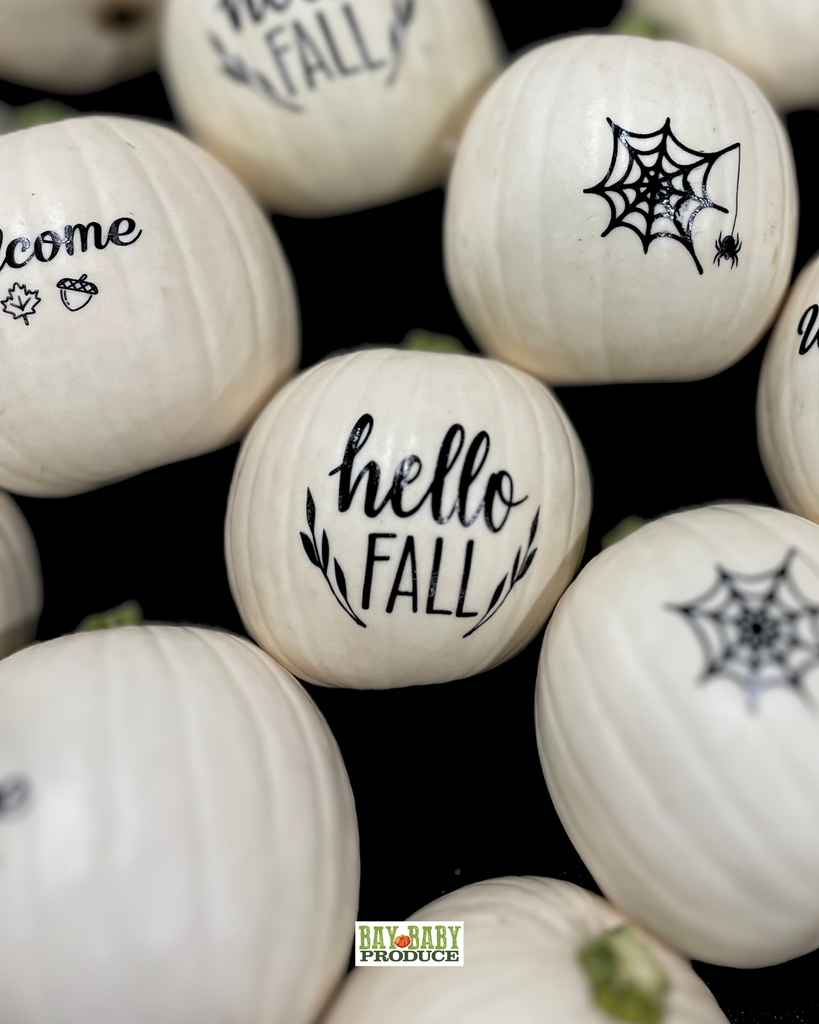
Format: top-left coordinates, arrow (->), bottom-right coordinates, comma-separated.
670,550 -> 819,711
585,117 -> 741,275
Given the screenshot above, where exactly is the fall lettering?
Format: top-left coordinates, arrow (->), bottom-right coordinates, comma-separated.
0,217 -> 142,276
299,414 -> 538,634
210,0 -> 414,110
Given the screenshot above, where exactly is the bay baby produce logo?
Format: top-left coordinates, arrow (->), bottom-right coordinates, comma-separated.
355,921 -> 464,966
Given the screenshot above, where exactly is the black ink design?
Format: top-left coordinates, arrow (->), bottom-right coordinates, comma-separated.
670,550 -> 819,711
0,775 -> 32,818
585,118 -> 741,275
330,415 -> 527,531
798,304 -> 819,355
386,0 -> 414,86
58,273 -> 99,311
209,33 -> 304,113
300,488 -> 367,628
213,1 -> 415,109
1,282 -> 40,325
0,218 -> 141,278
714,231 -> 742,269
463,508 -> 540,638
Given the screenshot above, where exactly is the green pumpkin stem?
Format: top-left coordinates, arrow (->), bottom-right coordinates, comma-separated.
610,11 -> 666,40
12,100 -> 76,132
601,516 -> 647,550
580,925 -> 669,1024
75,600 -> 144,633
400,329 -> 467,355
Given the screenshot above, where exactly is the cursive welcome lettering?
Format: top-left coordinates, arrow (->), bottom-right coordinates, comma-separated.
329,414 -> 527,534
0,217 -> 142,275
799,304 -> 819,355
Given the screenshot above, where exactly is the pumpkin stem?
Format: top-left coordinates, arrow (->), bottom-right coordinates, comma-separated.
400,329 -> 467,355
610,11 -> 666,40
580,925 -> 669,1024
601,516 -> 647,550
75,600 -> 144,633
12,100 -> 76,132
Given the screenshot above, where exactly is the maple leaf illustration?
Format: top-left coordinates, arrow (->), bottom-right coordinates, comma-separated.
2,282 -> 41,326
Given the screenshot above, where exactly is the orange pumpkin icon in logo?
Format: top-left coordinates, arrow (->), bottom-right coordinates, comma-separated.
394,934 -> 411,949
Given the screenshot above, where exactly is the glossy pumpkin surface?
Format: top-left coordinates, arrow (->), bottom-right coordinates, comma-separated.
757,254 -> 819,523
323,877 -> 728,1024
0,0 -> 164,94
0,626 -> 359,1024
0,491 -> 41,659
226,348 -> 591,689
537,503 -> 819,968
627,0 -> 819,113
162,0 -> 503,216
444,34 -> 797,384
0,115 -> 299,498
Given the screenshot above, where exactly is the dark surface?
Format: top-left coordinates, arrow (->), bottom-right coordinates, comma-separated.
2,1 -> 818,1020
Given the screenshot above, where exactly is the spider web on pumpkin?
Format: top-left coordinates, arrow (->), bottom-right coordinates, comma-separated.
584,117 -> 740,275
670,550 -> 819,711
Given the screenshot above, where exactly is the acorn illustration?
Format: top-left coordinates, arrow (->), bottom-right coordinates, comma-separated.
57,273 -> 99,311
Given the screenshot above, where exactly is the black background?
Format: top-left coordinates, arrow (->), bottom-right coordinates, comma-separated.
2,1 -> 817,1021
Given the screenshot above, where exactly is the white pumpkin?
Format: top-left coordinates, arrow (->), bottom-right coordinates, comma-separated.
0,0 -> 164,94
537,502 -> 819,968
161,0 -> 503,216
0,115 -> 298,498
322,877 -> 728,1024
0,491 -> 41,658
0,625 -> 359,1024
626,0 -> 819,113
757,254 -> 819,522
444,34 -> 798,385
226,348 -> 591,689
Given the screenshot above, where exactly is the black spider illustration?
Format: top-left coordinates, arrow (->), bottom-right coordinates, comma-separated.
584,117 -> 742,275
669,549 -> 819,712
714,232 -> 742,269
0,775 -> 31,817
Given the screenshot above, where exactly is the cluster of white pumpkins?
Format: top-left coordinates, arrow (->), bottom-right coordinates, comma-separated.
1,0 -> 819,1021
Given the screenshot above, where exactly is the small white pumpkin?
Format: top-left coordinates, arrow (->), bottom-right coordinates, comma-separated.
322,877 -> 728,1024
0,115 -> 298,498
161,0 -> 503,216
625,0 -> 819,113
226,348 -> 591,689
0,491 -> 41,658
0,0 -> 163,94
444,34 -> 797,385
0,625 -> 359,1024
537,503 -> 819,968
757,254 -> 819,522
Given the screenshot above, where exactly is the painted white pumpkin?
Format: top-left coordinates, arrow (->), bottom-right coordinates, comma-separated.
161,0 -> 504,216
0,625 -> 359,1024
757,254 -> 819,523
444,34 -> 797,385
322,877 -> 728,1024
0,0 -> 164,94
0,491 -> 41,658
0,115 -> 299,498
626,0 -> 819,113
537,502 -> 819,968
226,348 -> 591,689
